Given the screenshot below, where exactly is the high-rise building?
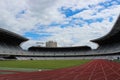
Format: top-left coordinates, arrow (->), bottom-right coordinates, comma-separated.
46,41 -> 57,47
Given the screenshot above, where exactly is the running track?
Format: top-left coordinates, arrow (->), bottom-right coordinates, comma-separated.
0,60 -> 120,80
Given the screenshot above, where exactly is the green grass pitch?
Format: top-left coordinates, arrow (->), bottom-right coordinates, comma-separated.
0,60 -> 90,70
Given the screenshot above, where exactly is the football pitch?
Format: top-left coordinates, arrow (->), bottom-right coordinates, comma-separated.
0,60 -> 90,71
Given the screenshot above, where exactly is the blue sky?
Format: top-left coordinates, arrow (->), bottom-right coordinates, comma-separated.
0,0 -> 120,49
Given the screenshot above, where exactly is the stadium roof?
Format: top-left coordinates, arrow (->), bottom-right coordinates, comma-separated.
29,46 -> 91,52
91,15 -> 120,45
0,28 -> 28,46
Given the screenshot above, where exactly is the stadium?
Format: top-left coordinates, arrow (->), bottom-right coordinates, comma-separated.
0,15 -> 120,79
0,15 -> 120,60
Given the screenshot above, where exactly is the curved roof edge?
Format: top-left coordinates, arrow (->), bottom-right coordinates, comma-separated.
0,28 -> 28,42
91,14 -> 120,44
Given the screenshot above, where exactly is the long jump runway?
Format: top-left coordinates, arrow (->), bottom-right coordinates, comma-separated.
0,60 -> 120,80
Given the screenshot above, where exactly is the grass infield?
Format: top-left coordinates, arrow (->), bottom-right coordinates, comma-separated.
113,59 -> 120,63
0,60 -> 90,70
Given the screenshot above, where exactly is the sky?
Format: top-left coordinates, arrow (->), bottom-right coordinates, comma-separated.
0,0 -> 120,49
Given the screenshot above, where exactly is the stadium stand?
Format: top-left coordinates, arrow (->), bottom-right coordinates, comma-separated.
92,15 -> 120,54
0,28 -> 28,60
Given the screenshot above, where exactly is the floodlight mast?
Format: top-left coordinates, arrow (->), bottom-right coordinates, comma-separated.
36,42 -> 44,47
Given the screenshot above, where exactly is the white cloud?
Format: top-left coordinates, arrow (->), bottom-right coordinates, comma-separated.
56,0 -> 105,10
0,0 -> 119,49
0,0 -> 37,34
26,0 -> 65,24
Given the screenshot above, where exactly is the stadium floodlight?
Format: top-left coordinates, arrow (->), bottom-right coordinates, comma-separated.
36,42 -> 44,44
36,42 -> 44,47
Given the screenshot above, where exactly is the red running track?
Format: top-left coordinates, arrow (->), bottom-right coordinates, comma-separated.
0,59 -> 120,80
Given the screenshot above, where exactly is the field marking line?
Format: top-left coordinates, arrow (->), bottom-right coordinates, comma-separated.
105,61 -> 120,77
101,61 -> 108,80
51,60 -> 93,80
88,62 -> 98,80
73,60 -> 97,80
26,62 -> 91,80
